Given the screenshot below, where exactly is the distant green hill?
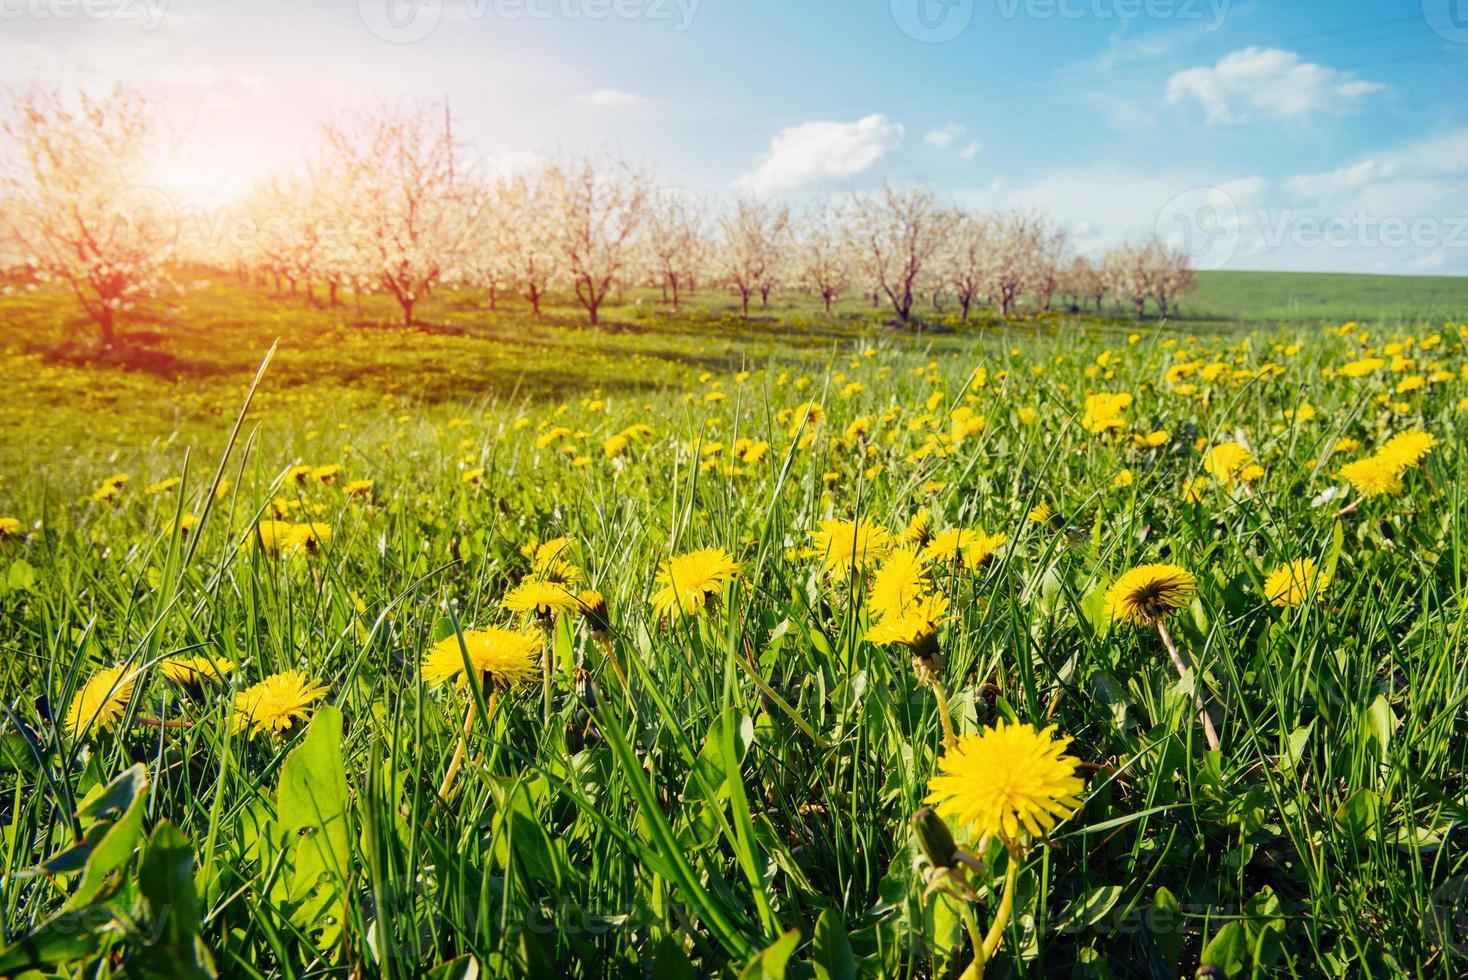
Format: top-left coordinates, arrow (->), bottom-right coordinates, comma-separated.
1188,270 -> 1468,326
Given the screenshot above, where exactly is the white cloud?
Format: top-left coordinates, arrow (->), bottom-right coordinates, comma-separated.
1283,159 -> 1397,199
573,88 -> 645,107
1166,47 -> 1384,124
959,140 -> 981,161
924,123 -> 964,149
736,114 -> 903,196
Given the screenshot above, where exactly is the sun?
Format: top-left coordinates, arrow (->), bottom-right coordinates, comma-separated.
149,148 -> 256,211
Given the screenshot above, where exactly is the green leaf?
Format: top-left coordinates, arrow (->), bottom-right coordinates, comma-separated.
738,928 -> 801,980
6,558 -> 36,593
1362,695 -> 1397,765
132,822 -> 215,979
0,906 -> 114,974
1334,789 -> 1381,842
66,764 -> 150,909
1148,886 -> 1183,970
812,909 -> 856,980
425,954 -> 479,980
275,704 -> 352,945
1054,885 -> 1123,934
1199,921 -> 1248,977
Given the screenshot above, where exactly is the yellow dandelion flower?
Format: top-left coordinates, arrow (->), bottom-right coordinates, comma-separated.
1104,564 -> 1197,626
284,522 -> 331,557
160,655 -> 234,690
923,527 -> 1006,571
232,670 -> 329,738
925,721 -> 1085,844
422,628 -> 542,689
809,518 -> 892,580
1263,558 -> 1331,609
1375,430 -> 1438,474
502,579 -> 580,617
1338,357 -> 1385,378
65,665 -> 139,737
576,589 -> 610,633
1081,392 -> 1132,434
1202,442 -> 1253,485
0,517 -> 24,537
865,593 -> 951,648
1339,456 -> 1404,497
650,548 -> 742,617
868,548 -> 932,620
1027,502 -> 1054,524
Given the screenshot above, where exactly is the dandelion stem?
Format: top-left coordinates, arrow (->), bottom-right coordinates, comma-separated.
134,715 -> 190,729
437,689 -> 497,802
736,645 -> 829,750
1156,619 -> 1220,751
981,849 -> 1021,961
595,634 -> 630,699
931,678 -> 957,751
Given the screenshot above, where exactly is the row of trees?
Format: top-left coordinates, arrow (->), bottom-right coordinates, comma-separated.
1,89 -> 1196,343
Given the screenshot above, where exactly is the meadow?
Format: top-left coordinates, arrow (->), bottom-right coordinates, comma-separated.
1,272 -> 1466,978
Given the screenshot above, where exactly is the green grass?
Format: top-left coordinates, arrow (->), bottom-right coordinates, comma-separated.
0,272 -> 1466,978
1185,270 -> 1468,326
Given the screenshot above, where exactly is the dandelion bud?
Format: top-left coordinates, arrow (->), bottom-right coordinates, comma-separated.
912,807 -> 959,871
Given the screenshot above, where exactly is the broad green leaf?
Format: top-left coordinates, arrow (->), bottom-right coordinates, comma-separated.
132,821 -> 215,979
0,906 -> 114,974
275,704 -> 352,945
738,928 -> 800,980
1149,887 -> 1183,970
68,764 -> 150,909
7,558 -> 35,593
812,909 -> 856,980
1199,921 -> 1248,977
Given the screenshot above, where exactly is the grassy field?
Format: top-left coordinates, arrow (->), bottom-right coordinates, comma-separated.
1184,271 -> 1468,326
1,271 -> 1466,978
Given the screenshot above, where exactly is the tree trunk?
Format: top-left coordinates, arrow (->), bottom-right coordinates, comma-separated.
403,297 -> 414,328
741,293 -> 750,317
960,297 -> 971,321
98,304 -> 115,346
329,281 -> 339,306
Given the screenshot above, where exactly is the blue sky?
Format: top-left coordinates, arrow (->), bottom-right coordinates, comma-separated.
3,0 -> 1466,272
